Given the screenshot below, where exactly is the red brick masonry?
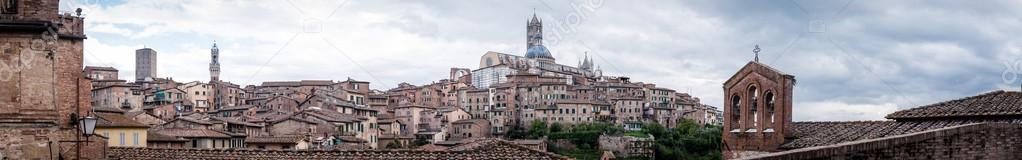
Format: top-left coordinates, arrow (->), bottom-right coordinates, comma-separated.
744,123 -> 1022,160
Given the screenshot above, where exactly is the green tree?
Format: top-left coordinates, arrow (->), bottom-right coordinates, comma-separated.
646,120 -> 723,160
642,122 -> 667,138
528,120 -> 549,138
385,141 -> 402,149
506,126 -> 529,139
412,138 -> 430,147
549,122 -> 564,133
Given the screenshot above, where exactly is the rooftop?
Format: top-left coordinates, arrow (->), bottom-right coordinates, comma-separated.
153,128 -> 231,138
886,90 -> 1022,120
245,136 -> 303,144
109,138 -> 569,159
782,119 -> 1022,149
96,113 -> 149,128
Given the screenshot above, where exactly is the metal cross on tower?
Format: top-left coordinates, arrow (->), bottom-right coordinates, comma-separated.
753,45 -> 761,62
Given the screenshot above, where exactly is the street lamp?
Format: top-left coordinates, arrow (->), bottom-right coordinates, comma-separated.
72,114 -> 98,159
79,116 -> 97,136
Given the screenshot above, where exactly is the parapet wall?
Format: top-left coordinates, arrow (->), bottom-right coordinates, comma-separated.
744,123 -> 1022,160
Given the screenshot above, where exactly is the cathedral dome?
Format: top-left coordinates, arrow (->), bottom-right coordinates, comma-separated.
526,45 -> 554,60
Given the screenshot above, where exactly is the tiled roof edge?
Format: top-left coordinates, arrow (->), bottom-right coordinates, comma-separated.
742,123 -> 1021,160
885,90 -> 1008,119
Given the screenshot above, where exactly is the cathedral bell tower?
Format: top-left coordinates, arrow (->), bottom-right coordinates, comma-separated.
722,47 -> 795,157
524,11 -> 555,63
527,12 -> 543,49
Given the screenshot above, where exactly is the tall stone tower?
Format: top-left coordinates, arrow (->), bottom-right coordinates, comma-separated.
526,13 -> 542,49
722,60 -> 795,157
209,42 -> 220,82
135,48 -> 157,81
524,12 -> 555,63
209,42 -> 222,111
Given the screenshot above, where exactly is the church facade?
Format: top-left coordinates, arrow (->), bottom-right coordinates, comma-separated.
471,13 -> 602,88
723,59 -> 1022,159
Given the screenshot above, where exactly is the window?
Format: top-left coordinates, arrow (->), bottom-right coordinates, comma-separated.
119,132 -> 126,145
730,95 -> 741,131
133,133 -> 139,146
748,86 -> 758,129
765,91 -> 776,125
1,0 -> 16,14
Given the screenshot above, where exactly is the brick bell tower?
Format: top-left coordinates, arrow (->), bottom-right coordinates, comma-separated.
722,46 -> 795,158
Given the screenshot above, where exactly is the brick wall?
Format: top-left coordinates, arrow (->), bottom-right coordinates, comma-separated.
0,0 -> 101,159
723,62 -> 795,157
746,123 -> 1022,160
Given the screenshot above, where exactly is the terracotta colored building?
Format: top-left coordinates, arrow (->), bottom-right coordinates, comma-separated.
83,66 -> 119,80
722,61 -> 796,156
722,60 -> 1022,159
449,119 -> 491,141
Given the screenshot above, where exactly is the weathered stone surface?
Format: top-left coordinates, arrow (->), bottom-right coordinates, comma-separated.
0,0 -> 101,159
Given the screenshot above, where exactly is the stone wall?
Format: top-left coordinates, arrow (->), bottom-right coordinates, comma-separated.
598,134 -> 654,158
0,0 -> 101,159
745,123 -> 1022,160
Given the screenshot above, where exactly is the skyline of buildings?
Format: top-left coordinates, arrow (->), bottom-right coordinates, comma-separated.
75,10 -> 722,159
4,0 -> 1020,159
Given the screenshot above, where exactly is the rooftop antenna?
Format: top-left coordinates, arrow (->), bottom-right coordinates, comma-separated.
753,45 -> 761,62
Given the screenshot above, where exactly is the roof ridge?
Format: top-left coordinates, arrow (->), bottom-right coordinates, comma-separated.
886,90 -> 1009,119
794,120 -> 893,124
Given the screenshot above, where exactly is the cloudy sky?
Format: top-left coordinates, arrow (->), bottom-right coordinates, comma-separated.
61,0 -> 1022,121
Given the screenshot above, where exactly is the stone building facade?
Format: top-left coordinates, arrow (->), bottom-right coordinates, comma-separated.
177,81 -> 211,112
0,0 -> 104,159
91,83 -> 143,112
598,134 -> 654,159
83,66 -> 118,80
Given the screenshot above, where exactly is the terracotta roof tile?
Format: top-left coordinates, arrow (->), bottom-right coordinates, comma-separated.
417,144 -> 450,151
96,113 -> 149,128
246,136 -> 302,144
886,90 -> 1022,119
147,132 -> 188,142
217,105 -> 254,111
108,138 -> 570,159
782,119 -> 1022,149
174,117 -> 214,125
452,119 -> 488,124
94,106 -> 126,114
153,128 -> 231,138
209,117 -> 263,127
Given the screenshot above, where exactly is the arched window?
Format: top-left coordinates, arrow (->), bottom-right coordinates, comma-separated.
765,91 -> 776,126
748,86 -> 758,130
730,95 -> 741,131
